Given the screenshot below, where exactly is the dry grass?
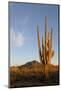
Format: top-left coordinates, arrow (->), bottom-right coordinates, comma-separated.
9,60 -> 59,88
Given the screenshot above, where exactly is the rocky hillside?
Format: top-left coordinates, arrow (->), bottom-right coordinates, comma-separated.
9,60 -> 59,88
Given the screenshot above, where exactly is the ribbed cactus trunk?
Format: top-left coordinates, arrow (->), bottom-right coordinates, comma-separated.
37,25 -> 42,64
42,37 -> 44,64
48,32 -> 51,64
45,16 -> 48,64
51,28 -> 52,52
44,16 -> 49,80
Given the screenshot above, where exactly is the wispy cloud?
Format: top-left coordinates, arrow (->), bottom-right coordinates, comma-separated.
10,29 -> 25,47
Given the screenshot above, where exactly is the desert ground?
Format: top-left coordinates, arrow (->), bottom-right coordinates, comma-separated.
9,60 -> 59,88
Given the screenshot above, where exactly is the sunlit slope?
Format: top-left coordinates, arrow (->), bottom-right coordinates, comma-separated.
10,60 -> 59,88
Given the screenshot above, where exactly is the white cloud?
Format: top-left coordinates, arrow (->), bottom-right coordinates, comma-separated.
10,30 -> 25,47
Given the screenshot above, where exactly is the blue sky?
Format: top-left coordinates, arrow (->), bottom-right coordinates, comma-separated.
9,2 -> 59,66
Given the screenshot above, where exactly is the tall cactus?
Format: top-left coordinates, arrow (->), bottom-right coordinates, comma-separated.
42,36 -> 45,64
36,16 -> 54,65
45,16 -> 48,64
37,25 -> 42,64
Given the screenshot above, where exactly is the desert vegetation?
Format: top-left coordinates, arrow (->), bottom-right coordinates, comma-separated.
9,60 -> 59,88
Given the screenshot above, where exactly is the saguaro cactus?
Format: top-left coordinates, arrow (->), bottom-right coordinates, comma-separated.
37,16 -> 54,65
